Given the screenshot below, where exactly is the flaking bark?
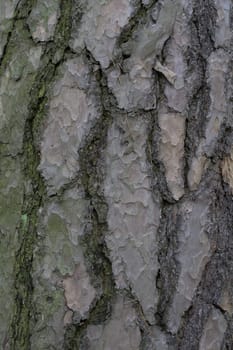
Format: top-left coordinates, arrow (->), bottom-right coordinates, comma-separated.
0,0 -> 233,349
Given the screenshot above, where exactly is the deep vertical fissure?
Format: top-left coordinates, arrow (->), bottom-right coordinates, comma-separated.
10,0 -> 73,347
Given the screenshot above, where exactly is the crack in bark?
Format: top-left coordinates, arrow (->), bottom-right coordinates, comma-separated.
63,51 -> 117,349
156,202 -> 180,326
113,0 -> 158,66
176,178 -> 232,349
1,0 -> 232,348
183,0 -> 217,169
0,0 -> 36,74
9,0 -> 73,347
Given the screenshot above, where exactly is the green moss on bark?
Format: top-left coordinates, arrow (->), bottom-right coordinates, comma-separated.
9,0 -> 73,348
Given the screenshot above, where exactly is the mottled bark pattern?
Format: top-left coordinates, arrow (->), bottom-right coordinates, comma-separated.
0,0 -> 233,349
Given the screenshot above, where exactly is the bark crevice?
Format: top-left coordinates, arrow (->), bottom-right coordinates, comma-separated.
9,0 -> 73,347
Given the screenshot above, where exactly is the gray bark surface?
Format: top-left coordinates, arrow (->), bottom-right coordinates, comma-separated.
0,0 -> 233,349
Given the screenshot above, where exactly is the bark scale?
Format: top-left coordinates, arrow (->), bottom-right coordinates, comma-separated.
0,0 -> 233,349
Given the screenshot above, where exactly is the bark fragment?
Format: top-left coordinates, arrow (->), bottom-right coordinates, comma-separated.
104,116 -> 160,324
199,308 -> 227,350
85,295 -> 141,350
1,0 -> 233,348
39,56 -> 102,193
27,0 -> 60,42
167,198 -> 212,333
158,113 -> 185,200
222,148 -> 233,192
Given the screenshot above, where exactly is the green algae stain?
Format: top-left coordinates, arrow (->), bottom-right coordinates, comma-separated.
3,0 -> 74,347
21,214 -> 28,229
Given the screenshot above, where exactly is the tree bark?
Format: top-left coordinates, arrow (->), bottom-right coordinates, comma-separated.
0,0 -> 233,349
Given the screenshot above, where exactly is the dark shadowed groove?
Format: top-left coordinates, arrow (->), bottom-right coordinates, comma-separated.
145,2 -> 222,347
136,30 -> 181,348
173,5 -> 220,344
176,175 -> 232,349
63,50 -> 117,349
184,82 -> 211,186
0,0 -> 37,73
112,0 -> 158,65
218,168 -> 233,348
184,0 -> 217,185
10,0 -> 73,348
192,0 -> 217,59
149,50 -> 180,202
173,2 -> 223,346
145,109 -> 180,329
212,53 -> 233,162
155,203 -> 180,328
177,252 -> 228,349
117,0 -> 159,41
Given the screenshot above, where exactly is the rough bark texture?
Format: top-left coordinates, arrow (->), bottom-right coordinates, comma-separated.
0,0 -> 233,349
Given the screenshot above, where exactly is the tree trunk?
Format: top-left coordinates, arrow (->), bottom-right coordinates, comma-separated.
0,0 -> 233,349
